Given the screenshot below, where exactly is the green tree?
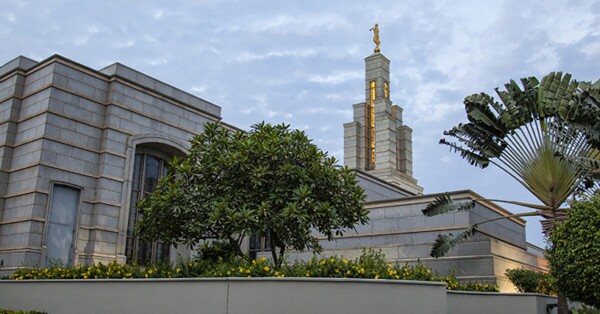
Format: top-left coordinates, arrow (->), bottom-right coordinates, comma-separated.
136,122 -> 368,266
547,195 -> 600,308
505,267 -> 556,295
422,72 -> 600,313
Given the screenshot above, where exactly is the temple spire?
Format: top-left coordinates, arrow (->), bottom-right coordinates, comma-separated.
343,40 -> 423,195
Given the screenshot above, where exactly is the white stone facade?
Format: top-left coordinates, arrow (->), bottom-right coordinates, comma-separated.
0,55 -> 234,275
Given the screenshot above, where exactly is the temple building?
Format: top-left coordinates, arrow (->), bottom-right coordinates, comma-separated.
0,48 -> 547,291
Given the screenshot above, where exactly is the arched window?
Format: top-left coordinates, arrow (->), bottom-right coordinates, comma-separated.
125,150 -> 171,264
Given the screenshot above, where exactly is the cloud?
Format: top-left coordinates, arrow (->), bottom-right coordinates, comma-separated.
191,84 -> 208,93
234,48 -> 318,62
146,58 -> 169,66
72,25 -> 105,46
153,9 -> 178,20
115,40 -> 135,48
242,94 -> 292,119
308,71 -> 362,85
2,12 -> 16,22
227,13 -> 351,35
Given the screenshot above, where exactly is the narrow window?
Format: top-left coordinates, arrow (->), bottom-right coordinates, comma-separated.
369,80 -> 376,169
45,184 -> 80,266
384,81 -> 389,99
126,153 -> 170,264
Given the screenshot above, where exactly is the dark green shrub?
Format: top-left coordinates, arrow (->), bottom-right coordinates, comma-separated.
0,310 -> 46,314
547,196 -> 600,308
505,268 -> 556,295
195,241 -> 238,263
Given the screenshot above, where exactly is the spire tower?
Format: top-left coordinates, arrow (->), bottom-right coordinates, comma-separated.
343,26 -> 423,195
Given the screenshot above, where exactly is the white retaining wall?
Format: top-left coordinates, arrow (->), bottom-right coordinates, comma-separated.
0,278 -> 447,314
0,278 -> 558,314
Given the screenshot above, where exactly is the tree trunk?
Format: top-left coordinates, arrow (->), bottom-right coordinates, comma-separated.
268,229 -> 278,266
557,294 -> 569,314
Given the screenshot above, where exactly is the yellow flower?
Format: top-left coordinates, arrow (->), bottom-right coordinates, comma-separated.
375,275 -> 379,279
226,271 -> 231,276
176,268 -> 181,273
263,266 -> 270,272
342,259 -> 348,264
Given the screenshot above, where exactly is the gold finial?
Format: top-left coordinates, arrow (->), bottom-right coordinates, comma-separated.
370,23 -> 381,53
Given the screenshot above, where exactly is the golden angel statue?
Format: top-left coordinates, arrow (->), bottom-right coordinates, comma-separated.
370,24 -> 381,53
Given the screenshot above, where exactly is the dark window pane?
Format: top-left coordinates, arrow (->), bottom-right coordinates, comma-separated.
249,233 -> 260,251
144,156 -> 160,193
132,154 -> 142,191
264,232 -> 271,250
137,241 -> 152,265
155,242 -> 169,262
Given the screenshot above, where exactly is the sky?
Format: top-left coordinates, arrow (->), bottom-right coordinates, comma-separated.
1,0 -> 599,248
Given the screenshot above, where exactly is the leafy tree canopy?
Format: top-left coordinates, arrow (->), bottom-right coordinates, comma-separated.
547,195 -> 600,308
136,122 -> 368,266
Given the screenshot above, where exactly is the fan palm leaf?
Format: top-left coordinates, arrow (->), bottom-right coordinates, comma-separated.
428,72 -> 600,256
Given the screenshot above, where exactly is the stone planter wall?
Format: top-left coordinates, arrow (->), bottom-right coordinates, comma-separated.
0,278 -> 447,314
447,290 -> 558,314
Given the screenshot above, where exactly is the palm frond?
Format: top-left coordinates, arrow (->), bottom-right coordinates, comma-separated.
464,93 -> 507,136
439,139 -> 490,168
430,225 -> 478,258
422,194 -> 475,217
444,123 -> 506,159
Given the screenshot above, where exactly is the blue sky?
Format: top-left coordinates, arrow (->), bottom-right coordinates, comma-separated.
2,0 -> 599,248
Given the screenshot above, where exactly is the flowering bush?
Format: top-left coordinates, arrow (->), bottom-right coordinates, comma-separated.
7,251 -> 497,292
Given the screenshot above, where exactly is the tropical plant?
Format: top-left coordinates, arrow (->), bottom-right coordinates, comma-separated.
136,122 -> 368,266
547,195 -> 600,308
423,72 -> 600,258
423,72 -> 600,314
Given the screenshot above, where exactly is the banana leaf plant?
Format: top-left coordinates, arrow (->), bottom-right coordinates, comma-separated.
424,72 -> 600,258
